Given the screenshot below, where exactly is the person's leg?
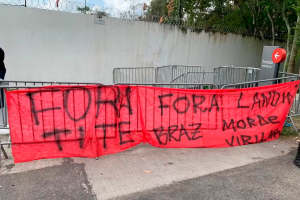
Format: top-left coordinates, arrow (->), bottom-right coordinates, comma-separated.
0,88 -> 4,108
294,143 -> 300,168
0,71 -> 6,108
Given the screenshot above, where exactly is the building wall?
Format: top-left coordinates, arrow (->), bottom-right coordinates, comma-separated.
0,4 -> 280,84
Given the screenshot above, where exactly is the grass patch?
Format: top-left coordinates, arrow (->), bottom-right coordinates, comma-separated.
280,116 -> 300,138
281,127 -> 299,137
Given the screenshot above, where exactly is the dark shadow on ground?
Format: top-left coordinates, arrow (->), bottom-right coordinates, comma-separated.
0,158 -> 96,200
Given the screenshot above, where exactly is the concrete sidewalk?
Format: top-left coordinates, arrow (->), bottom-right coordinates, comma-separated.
117,150 -> 300,200
0,139 -> 298,200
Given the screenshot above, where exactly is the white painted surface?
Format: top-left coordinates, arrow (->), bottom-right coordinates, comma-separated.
0,5 -> 279,84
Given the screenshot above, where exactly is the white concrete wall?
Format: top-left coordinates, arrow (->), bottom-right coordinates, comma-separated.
0,4 -> 281,84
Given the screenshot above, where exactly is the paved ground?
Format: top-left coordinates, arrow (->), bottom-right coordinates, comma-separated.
117,150 -> 300,200
0,138 -> 299,200
0,158 -> 96,200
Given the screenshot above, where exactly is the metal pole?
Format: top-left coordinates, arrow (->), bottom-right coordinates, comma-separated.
25,0 -> 26,7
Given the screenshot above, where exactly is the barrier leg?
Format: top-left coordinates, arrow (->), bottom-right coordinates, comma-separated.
285,116 -> 298,133
290,117 -> 298,132
1,145 -> 8,159
7,135 -> 11,148
284,117 -> 289,126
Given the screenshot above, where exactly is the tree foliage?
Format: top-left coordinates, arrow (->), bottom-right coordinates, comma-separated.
77,6 -> 110,17
77,6 -> 91,14
146,0 -> 168,17
145,0 -> 300,73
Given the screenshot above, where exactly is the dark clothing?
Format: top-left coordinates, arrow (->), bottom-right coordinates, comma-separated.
294,144 -> 300,168
0,48 -> 5,108
0,70 -> 5,80
0,48 -> 6,73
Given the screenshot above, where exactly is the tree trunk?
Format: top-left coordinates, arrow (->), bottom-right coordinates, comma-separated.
179,0 -> 183,19
260,30 -> 266,41
288,15 -> 300,73
260,21 -> 266,43
246,2 -> 257,36
253,20 -> 257,36
267,11 -> 275,46
282,0 -> 292,72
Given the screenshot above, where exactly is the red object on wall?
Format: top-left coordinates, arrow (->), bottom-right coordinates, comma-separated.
272,48 -> 287,63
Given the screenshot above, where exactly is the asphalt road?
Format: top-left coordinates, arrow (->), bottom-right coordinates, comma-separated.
0,142 -> 299,200
117,150 -> 300,200
0,158 -> 96,200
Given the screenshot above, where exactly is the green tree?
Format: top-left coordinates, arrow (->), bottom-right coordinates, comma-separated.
146,0 -> 300,72
146,0 -> 168,17
288,2 -> 300,73
77,6 -> 91,14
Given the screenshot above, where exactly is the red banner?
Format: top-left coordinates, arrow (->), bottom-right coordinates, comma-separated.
6,81 -> 299,163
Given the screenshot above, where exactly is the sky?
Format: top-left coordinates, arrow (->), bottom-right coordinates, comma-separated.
84,0 -> 151,17
1,0 -> 151,16
88,0 -> 150,11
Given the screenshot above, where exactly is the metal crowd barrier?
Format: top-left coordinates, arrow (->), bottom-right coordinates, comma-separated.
220,76 -> 298,89
279,72 -> 300,115
114,65 -> 204,84
279,71 -> 299,78
156,65 -> 204,83
160,65 -> 260,87
115,83 -> 216,89
2,75 -> 300,164
113,65 -> 260,87
0,80 -> 103,165
0,81 -> 214,165
156,65 -> 172,83
278,72 -> 300,131
215,66 -> 260,88
168,66 -> 259,88
170,74 -> 186,84
185,72 -> 218,85
221,76 -> 300,133
113,67 -> 157,84
168,72 -> 218,89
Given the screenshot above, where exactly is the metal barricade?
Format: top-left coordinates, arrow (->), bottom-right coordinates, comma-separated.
170,74 -> 187,84
279,71 -> 299,78
0,81 -> 8,129
278,72 -> 300,131
157,65 -> 203,83
221,76 -> 298,89
172,65 -> 204,82
114,65 -> 203,84
279,73 -> 300,112
113,67 -> 157,84
221,76 -> 300,134
156,65 -> 173,83
0,80 -> 103,166
215,66 -> 260,88
185,72 -> 218,85
115,83 -> 216,89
